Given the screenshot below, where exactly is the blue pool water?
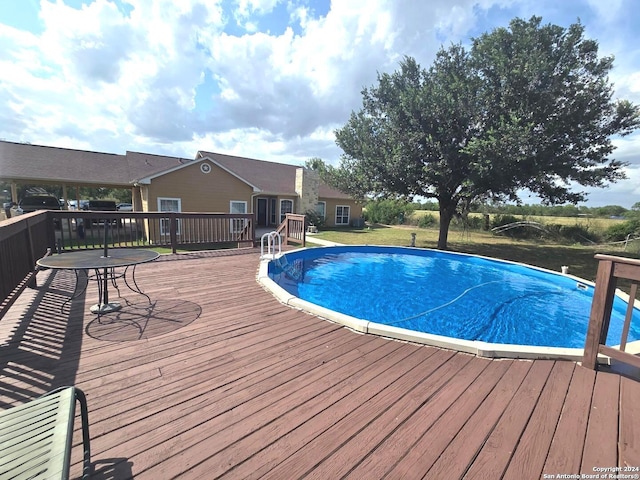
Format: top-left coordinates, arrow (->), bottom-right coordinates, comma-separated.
268,246 -> 640,349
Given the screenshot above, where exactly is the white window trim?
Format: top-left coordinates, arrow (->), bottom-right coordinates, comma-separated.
229,200 -> 247,213
316,201 -> 326,219
230,200 -> 248,233
335,205 -> 350,225
280,199 -> 294,222
158,197 -> 182,235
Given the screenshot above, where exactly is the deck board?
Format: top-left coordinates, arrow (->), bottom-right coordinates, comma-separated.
543,365 -> 596,474
0,247 -> 639,480
620,375 -> 640,468
303,348 -> 460,480
584,370 -> 621,473
502,361 -> 575,480
387,359 -> 513,479
344,354 -> 488,479
252,347 -> 445,480
427,359 -> 532,479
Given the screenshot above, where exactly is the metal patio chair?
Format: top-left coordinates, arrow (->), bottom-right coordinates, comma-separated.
0,386 -> 91,479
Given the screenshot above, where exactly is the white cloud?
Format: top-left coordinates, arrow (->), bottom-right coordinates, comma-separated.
612,71 -> 640,106
234,0 -> 281,18
580,165 -> 640,208
585,0 -> 625,24
1,0 -> 639,208
38,0 -> 136,84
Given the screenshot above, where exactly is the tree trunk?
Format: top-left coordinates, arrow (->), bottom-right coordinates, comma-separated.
437,204 -> 455,250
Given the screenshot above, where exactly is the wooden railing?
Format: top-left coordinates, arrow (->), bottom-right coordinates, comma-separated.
0,210 -> 257,320
583,254 -> 640,370
275,214 -> 306,247
0,211 -> 52,320
50,211 -> 255,253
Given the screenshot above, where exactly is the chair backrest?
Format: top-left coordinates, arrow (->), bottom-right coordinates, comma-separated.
0,386 -> 91,479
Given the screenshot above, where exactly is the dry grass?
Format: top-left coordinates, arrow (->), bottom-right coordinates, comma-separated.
311,223 -> 640,286
408,210 -> 624,231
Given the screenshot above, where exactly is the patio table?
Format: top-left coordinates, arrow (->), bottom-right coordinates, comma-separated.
37,248 -> 159,315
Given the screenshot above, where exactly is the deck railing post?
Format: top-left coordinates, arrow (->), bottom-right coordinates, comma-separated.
284,216 -> 289,244
582,259 -> 618,369
302,215 -> 306,247
170,214 -> 178,254
26,217 -> 38,288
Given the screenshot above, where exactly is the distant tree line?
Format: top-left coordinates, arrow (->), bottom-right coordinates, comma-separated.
414,200 -> 636,219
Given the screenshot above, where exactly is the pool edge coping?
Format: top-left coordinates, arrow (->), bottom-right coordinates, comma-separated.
257,246 -> 625,365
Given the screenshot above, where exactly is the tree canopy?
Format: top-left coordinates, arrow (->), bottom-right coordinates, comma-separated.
324,16 -> 640,249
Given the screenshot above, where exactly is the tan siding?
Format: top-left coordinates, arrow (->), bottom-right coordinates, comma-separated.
147,161 -> 254,213
321,198 -> 363,227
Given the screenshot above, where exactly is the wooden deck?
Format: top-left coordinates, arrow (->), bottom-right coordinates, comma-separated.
1,248 -> 639,479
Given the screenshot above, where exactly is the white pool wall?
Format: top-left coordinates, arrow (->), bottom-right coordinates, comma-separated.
257,246 -> 624,364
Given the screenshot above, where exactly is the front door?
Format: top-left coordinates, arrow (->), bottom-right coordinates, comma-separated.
257,198 -> 268,226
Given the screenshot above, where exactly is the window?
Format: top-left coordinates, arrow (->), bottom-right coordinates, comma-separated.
336,205 -> 350,225
315,201 -> 326,219
280,199 -> 293,222
230,201 -> 247,233
158,197 -> 181,235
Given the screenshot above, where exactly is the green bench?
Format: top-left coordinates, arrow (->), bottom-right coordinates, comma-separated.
0,386 -> 91,479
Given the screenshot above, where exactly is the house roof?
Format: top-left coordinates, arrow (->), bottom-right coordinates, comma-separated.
0,140 -> 352,200
0,140 -> 130,186
126,151 -> 196,183
198,150 -> 352,199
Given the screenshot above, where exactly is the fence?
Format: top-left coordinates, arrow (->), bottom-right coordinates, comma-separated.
49,211 -> 255,253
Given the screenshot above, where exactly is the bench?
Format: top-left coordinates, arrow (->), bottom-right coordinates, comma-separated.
0,386 -> 91,479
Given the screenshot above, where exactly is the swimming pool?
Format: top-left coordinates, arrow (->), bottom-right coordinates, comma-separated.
259,245 -> 640,359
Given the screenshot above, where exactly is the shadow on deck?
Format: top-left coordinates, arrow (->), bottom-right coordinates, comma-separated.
1,248 -> 638,479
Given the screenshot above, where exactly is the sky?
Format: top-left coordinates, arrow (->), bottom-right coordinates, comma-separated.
1,0 -> 639,208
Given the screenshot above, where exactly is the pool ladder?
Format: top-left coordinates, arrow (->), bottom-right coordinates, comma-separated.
261,231 -> 282,259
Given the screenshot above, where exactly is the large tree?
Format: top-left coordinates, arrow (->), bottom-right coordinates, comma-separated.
329,16 -> 640,249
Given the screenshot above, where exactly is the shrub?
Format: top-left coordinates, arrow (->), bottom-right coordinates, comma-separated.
305,210 -> 326,229
603,219 -> 640,242
363,199 -> 414,225
557,224 -> 600,244
417,213 -> 436,228
452,215 -> 484,230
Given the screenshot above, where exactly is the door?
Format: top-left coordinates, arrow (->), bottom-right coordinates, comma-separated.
257,198 -> 268,227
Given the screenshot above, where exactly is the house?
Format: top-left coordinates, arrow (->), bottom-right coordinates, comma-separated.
0,140 -> 362,228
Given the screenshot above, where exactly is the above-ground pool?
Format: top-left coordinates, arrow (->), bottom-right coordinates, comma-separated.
262,245 -> 640,356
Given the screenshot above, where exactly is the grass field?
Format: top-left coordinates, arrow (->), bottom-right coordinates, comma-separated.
407,210 -> 624,230
311,221 -> 640,287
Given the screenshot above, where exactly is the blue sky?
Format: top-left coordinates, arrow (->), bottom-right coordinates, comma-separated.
1,0 -> 639,207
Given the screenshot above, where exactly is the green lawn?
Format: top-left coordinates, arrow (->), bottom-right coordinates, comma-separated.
310,223 -> 640,285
